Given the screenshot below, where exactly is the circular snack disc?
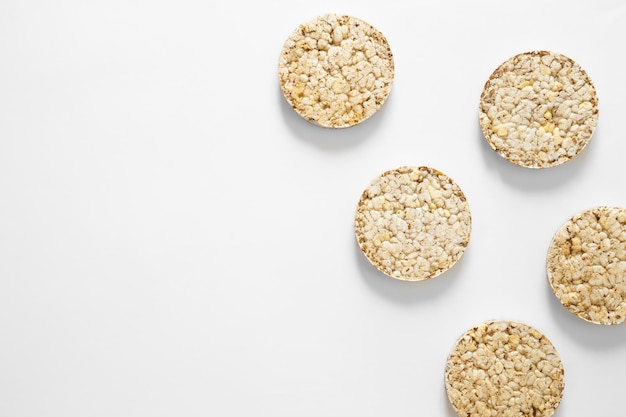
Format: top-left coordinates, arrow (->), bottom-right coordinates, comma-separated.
547,206 -> 626,325
445,320 -> 565,417
278,14 -> 394,128
354,166 -> 471,281
479,51 -> 599,168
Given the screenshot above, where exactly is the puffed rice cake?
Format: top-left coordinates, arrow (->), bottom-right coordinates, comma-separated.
479,51 -> 598,168
278,14 -> 394,128
354,166 -> 471,281
547,206 -> 626,325
445,320 -> 565,417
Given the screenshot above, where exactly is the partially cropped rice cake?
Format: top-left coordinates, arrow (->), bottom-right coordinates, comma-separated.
445,320 -> 565,417
479,51 -> 598,168
354,166 -> 471,281
278,14 -> 394,128
547,206 -> 626,325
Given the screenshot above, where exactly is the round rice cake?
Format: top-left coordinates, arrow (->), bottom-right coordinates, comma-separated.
445,320 -> 565,417
479,50 -> 599,168
278,14 -> 394,128
547,206 -> 626,325
354,166 -> 471,281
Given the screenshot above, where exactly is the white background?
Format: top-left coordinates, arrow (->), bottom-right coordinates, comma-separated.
1,0 -> 625,416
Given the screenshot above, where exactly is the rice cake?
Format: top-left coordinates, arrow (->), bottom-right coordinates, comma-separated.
479,51 -> 599,168
278,14 -> 394,128
547,206 -> 626,325
354,166 -> 471,281
445,320 -> 565,417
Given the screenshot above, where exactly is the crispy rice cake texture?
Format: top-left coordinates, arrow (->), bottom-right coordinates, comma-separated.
279,14 -> 394,128
547,206 -> 626,325
480,51 -> 598,168
355,166 -> 471,281
445,320 -> 565,417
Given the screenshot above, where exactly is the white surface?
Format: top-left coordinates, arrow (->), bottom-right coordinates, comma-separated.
1,0 -> 625,416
